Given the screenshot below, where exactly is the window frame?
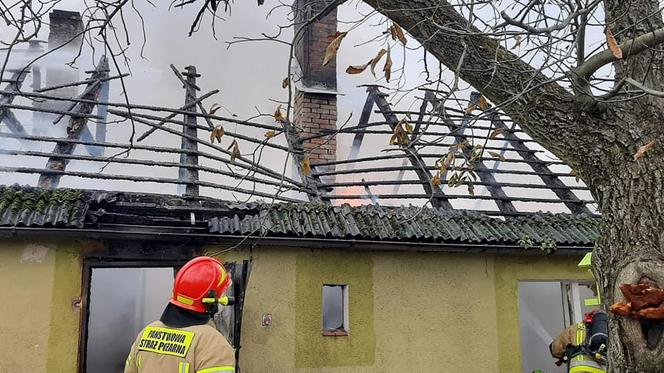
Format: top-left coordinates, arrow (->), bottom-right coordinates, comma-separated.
321,284 -> 349,336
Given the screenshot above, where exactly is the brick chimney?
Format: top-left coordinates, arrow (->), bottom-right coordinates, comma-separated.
293,0 -> 338,168
34,10 -> 84,135
46,9 -> 84,97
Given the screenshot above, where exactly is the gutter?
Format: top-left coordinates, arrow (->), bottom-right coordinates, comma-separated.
0,226 -> 593,256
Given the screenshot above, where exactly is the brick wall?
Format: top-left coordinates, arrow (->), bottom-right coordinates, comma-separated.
293,0 -> 338,167
294,0 -> 337,89
295,91 -> 337,165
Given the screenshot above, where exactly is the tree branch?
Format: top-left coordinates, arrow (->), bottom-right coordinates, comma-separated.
574,27 -> 664,82
625,77 -> 664,97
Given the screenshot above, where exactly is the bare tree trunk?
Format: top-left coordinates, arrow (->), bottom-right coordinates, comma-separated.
592,121 -> 664,372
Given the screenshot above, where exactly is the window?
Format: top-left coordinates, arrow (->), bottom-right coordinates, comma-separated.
518,281 -> 596,373
322,284 -> 348,336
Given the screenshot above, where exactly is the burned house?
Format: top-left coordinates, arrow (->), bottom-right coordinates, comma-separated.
0,4 -> 601,373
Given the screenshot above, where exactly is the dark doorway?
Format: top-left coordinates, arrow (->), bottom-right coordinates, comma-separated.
86,266 -> 174,373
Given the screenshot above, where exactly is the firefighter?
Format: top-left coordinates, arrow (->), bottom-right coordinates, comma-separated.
549,310 -> 608,373
124,256 -> 235,373
549,252 -> 608,373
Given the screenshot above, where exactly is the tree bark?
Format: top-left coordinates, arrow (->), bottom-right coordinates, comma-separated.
361,0 -> 664,372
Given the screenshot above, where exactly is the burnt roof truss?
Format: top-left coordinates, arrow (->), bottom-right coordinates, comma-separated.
310,86 -> 595,216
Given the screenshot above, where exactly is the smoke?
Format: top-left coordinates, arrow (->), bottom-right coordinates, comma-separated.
86,267 -> 172,373
0,1 -> 594,212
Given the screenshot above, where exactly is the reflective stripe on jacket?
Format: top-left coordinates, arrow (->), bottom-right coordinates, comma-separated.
124,320 -> 235,373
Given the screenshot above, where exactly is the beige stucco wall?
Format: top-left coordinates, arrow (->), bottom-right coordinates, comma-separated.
0,239 -> 589,373
214,245 -> 590,373
0,239 -> 82,373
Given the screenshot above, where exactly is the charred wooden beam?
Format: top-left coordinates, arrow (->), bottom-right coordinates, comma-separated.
348,87 -> 377,161
33,73 -> 128,93
179,65 -> 200,197
1,89 -> 282,132
4,166 -> 301,202
392,88 -> 435,195
113,109 -> 289,151
2,110 -> 25,135
93,79 -> 110,156
0,131 -> 306,190
169,64 -> 215,130
108,109 -> 307,188
491,114 -> 592,214
0,103 -> 103,119
314,150 -> 548,166
323,193 -> 594,204
300,120 -> 522,141
38,56 -> 109,188
320,178 -> 590,190
313,165 -> 579,178
370,86 -> 453,210
135,89 -> 219,142
431,93 -> 516,214
0,148 -> 308,192
0,69 -> 29,135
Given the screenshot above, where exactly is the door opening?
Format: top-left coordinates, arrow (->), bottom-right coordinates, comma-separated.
85,265 -> 175,373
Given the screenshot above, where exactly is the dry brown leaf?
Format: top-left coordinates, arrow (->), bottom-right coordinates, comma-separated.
465,103 -> 476,115
607,29 -> 623,60
478,95 -> 490,110
432,172 -> 442,187
210,125 -> 224,144
489,128 -> 506,139
448,172 -> 459,187
323,31 -> 347,66
488,151 -> 507,162
326,31 -> 344,40
383,48 -> 393,83
389,23 -> 407,45
404,122 -> 413,134
274,105 -> 287,123
282,77 -> 289,89
634,140 -> 656,161
302,156 -> 312,176
228,140 -> 240,163
570,169 -> 580,182
346,61 -> 371,74
444,152 -> 455,167
209,103 -> 221,115
264,130 -> 277,139
389,122 -> 408,146
370,49 -> 388,77
389,24 -> 397,40
467,183 -> 475,196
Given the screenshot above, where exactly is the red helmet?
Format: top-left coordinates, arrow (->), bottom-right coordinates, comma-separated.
170,256 -> 231,313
